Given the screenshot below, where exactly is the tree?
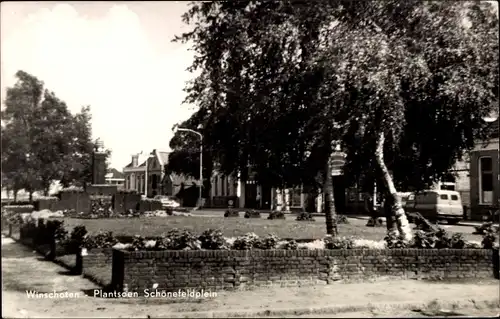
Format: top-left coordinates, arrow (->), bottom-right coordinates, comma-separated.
1,71 -> 109,196
176,1 -> 498,241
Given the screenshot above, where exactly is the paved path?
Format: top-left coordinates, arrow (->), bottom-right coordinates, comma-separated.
2,234 -> 499,318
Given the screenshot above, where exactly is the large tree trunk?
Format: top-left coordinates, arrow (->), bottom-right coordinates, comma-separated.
13,189 -> 18,202
323,159 -> 338,236
374,132 -> 412,243
28,190 -> 33,202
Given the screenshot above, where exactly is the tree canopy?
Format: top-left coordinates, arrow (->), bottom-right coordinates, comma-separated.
174,0 -> 498,239
1,70 -> 110,196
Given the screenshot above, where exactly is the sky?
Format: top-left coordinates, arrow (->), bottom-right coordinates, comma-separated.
1,1 -> 197,170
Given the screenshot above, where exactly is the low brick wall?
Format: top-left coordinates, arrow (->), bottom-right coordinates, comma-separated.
111,249 -> 499,293
76,248 -> 114,286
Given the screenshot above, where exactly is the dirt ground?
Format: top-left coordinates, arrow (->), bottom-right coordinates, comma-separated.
3,234 -> 499,318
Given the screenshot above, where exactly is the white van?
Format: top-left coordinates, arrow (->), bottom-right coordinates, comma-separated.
405,190 -> 463,225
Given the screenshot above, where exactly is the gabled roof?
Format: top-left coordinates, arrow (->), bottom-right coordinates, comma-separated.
106,168 -> 125,179
157,150 -> 170,167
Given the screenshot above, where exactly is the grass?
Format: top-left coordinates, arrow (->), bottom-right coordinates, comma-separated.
57,216 -> 387,240
55,216 -> 483,242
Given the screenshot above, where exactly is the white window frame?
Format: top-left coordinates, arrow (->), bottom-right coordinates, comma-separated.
478,156 -> 494,205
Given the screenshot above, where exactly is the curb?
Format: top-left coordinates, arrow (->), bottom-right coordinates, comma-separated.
155,298 -> 500,318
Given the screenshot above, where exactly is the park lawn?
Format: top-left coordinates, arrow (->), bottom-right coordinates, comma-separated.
57,216 -> 483,242
58,216 -> 387,240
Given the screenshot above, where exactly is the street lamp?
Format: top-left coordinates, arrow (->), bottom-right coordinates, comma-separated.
173,125 -> 203,208
482,110 -> 499,220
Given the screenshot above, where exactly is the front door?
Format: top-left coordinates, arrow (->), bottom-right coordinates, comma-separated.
245,181 -> 257,209
261,184 -> 271,209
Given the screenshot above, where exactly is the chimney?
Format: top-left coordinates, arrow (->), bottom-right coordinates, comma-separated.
132,154 -> 139,167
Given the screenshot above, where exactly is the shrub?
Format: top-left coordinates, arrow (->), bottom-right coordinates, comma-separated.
46,220 -> 68,241
384,231 -> 408,249
366,217 -> 384,227
279,239 -> 299,250
296,212 -> 315,221
66,225 -> 88,252
198,229 -> 228,250
156,229 -> 201,250
324,235 -> 355,249
20,218 -> 38,239
83,231 -> 118,249
449,233 -> 466,249
411,230 -> 436,248
59,186 -> 84,193
473,222 -> 499,235
481,225 -> 499,249
255,234 -> 280,249
336,215 -> 349,224
6,213 -> 24,225
127,235 -> 147,251
244,210 -> 261,219
224,209 -> 240,218
3,205 -> 34,214
267,211 -> 285,220
232,233 -> 260,250
90,196 -> 113,217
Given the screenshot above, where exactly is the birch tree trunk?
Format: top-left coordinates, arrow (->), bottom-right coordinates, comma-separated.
323,159 -> 338,236
374,132 -> 412,243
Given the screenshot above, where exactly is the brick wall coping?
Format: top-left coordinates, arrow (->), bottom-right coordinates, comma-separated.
114,248 -> 494,258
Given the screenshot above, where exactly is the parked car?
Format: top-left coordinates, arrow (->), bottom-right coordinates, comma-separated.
154,195 -> 181,208
404,189 -> 463,225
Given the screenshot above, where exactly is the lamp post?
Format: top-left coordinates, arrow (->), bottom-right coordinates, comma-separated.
173,125 -> 203,208
482,110 -> 499,220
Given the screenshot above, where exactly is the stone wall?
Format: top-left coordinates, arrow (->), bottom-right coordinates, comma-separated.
111,249 -> 498,293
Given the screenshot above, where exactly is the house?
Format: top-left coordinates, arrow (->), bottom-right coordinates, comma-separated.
446,118 -> 499,220
122,149 -> 197,198
105,168 -> 125,188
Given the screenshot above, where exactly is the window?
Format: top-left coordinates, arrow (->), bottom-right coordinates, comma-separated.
440,194 -> 448,200
152,175 -> 158,189
479,156 -> 494,204
221,176 -> 226,196
451,195 -> 459,201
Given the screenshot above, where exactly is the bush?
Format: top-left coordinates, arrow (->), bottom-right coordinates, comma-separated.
280,239 -> 299,250
336,215 -> 349,224
366,217 -> 384,227
59,186 -> 84,193
224,209 -> 240,218
482,229 -> 498,249
244,210 -> 261,219
267,211 -> 285,220
20,219 -> 38,239
473,222 -> 499,235
90,196 -> 113,217
46,220 -> 68,241
296,212 -> 315,221
65,225 -> 88,253
83,231 -> 118,249
127,235 -> 147,251
155,229 -> 201,250
384,231 -> 408,249
198,229 -> 228,250
232,233 -> 260,250
255,234 -> 280,249
324,236 -> 355,249
3,205 -> 34,214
